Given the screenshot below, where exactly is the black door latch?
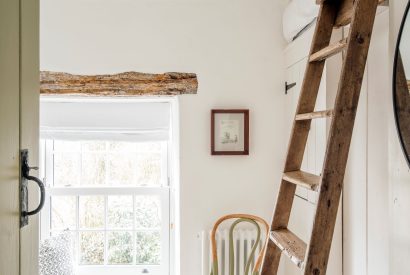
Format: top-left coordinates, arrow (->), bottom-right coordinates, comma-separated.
20,149 -> 45,228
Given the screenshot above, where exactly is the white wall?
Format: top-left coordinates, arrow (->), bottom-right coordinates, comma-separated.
40,1 -> 287,275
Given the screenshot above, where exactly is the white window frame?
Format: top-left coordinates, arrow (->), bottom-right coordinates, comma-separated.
40,138 -> 171,275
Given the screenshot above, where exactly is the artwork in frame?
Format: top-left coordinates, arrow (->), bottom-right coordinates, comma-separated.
211,109 -> 249,155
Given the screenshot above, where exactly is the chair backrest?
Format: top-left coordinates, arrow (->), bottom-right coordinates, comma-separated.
210,214 -> 269,275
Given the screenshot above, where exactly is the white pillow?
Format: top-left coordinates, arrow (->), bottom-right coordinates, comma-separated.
39,232 -> 75,275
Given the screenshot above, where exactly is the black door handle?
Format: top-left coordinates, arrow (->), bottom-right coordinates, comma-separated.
20,149 -> 46,227
22,174 -> 45,216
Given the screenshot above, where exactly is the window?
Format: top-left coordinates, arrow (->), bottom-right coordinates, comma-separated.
40,100 -> 174,275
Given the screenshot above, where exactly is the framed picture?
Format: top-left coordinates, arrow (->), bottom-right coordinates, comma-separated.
211,109 -> 249,155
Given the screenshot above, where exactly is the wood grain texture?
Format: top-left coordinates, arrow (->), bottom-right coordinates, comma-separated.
40,71 -> 198,96
334,0 -> 387,28
283,170 -> 321,191
304,0 -> 379,274
295,110 -> 334,120
394,53 -> 410,165
378,0 -> 389,6
309,39 -> 347,62
261,3 -> 338,275
262,0 -> 378,273
317,0 -> 387,7
334,0 -> 354,28
270,229 -> 307,268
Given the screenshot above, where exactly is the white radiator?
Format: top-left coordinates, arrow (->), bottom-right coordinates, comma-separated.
200,229 -> 263,275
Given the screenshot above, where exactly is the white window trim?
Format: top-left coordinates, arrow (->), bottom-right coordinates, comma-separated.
39,97 -> 179,275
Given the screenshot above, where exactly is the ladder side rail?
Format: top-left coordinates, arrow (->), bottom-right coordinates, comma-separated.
274,0 -> 339,232
303,0 -> 379,274
261,3 -> 338,275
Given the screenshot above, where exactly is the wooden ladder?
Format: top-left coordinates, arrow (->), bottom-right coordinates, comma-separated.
261,0 -> 380,274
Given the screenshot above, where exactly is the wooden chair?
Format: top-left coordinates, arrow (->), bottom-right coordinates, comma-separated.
210,214 -> 270,275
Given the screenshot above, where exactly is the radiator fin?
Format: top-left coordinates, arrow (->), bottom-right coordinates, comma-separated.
201,229 -> 263,275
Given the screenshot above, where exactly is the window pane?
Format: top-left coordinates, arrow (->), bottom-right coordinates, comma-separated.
109,141 -> 136,152
108,154 -> 136,186
107,231 -> 133,265
135,196 -> 161,229
79,196 -> 104,229
82,141 -> 106,151
54,140 -> 81,152
51,196 -> 76,230
81,153 -> 106,186
79,231 -> 104,265
136,231 -> 160,265
107,196 -> 133,229
135,142 -> 162,153
54,153 -> 81,186
135,153 -> 162,186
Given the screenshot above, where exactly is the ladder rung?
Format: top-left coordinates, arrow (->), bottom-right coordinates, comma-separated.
335,6 -> 353,28
270,229 -> 306,268
283,170 -> 320,191
295,109 -> 333,120
378,0 -> 389,6
262,0 -> 379,273
309,39 -> 347,62
333,0 -> 386,28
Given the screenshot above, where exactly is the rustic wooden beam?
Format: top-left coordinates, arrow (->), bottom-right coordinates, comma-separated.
40,71 -> 198,96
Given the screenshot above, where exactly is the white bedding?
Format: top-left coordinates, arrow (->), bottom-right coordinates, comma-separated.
282,0 -> 319,43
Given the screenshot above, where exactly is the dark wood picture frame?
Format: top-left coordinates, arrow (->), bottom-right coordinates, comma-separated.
211,109 -> 249,155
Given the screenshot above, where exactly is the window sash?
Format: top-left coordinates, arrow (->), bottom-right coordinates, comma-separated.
40,139 -> 170,275
44,139 -> 169,188
41,189 -> 170,267
47,186 -> 169,196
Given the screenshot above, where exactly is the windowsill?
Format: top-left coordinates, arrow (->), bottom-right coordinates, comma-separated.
77,265 -> 163,275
